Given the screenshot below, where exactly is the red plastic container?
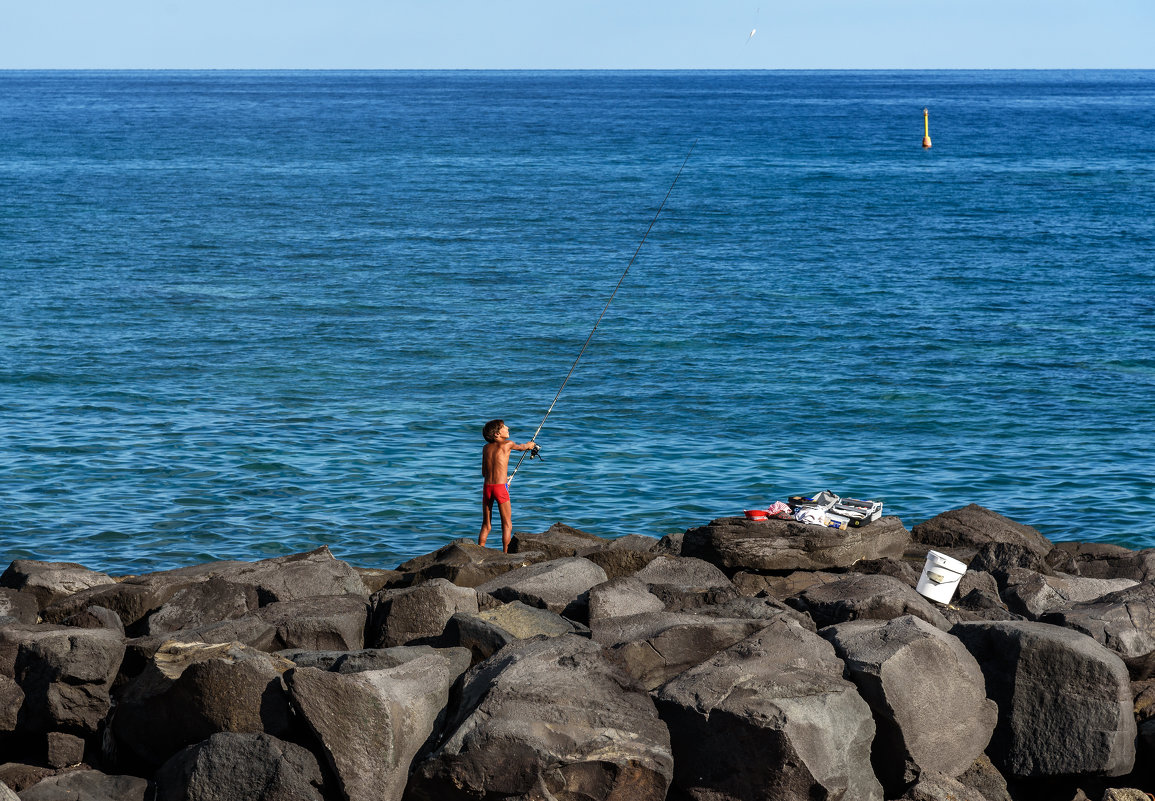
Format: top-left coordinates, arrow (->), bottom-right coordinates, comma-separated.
744,509 -> 769,520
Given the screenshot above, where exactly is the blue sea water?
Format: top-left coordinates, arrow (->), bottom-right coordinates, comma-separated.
2,70 -> 1153,575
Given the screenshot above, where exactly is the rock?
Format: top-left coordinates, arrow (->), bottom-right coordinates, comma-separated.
1051,542 -> 1155,582
592,611 -> 773,691
122,617 -> 279,679
354,566 -> 405,594
287,651 -> 458,801
821,616 -> 998,793
952,620 -> 1136,778
147,577 -> 259,635
655,617 -> 883,801
112,641 -> 295,769
474,557 -> 607,620
690,595 -> 817,631
45,732 -> 85,768
657,531 -> 684,555
409,635 -> 673,801
59,606 -> 125,634
510,521 -> 608,559
0,588 -> 38,625
1102,790 -> 1151,801
18,769 -> 148,801
6,626 -> 125,735
631,555 -> 737,611
1134,679 -> 1155,722
0,764 -> 55,794
911,505 -> 1053,560
732,569 -> 844,599
368,579 -> 477,648
441,602 -> 583,665
220,546 -> 369,604
1003,571 -> 1138,619
896,770 -> 989,801
787,574 -> 951,630
851,557 -> 922,587
968,541 -> 1053,584
683,515 -> 910,572
588,577 -> 665,621
0,674 -> 23,731
252,594 -> 368,651
154,732 -> 327,801
395,539 -> 547,588
956,753 -> 1012,801
582,534 -> 662,579
1040,582 -> 1155,679
0,561 -> 115,610
0,778 -> 15,801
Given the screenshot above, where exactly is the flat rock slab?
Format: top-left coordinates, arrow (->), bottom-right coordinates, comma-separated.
655,617 -> 883,801
474,556 -> 607,618
822,616 -> 998,793
912,505 -> 1053,559
409,634 -> 673,801
287,652 -> 459,801
154,732 -> 327,801
952,620 -> 1136,778
396,539 -> 547,588
0,561 -> 115,610
788,573 -> 950,630
682,516 -> 910,572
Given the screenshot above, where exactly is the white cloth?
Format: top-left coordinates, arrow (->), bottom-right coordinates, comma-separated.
794,507 -> 828,526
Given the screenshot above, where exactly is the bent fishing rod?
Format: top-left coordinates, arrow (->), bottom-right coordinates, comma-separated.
509,140 -> 697,484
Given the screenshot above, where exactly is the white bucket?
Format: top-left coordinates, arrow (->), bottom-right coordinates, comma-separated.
915,550 -> 969,604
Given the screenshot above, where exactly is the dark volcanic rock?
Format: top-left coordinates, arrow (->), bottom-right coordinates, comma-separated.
683,515 -> 910,572
473,556 -> 607,619
655,617 -> 883,801
441,602 -> 582,665
911,505 -> 1053,560
287,651 -> 461,801
215,546 -> 368,604
787,573 -> 950,630
1039,581 -> 1155,678
1051,542 -> 1155,582
0,588 -> 39,625
952,620 -> 1136,778
45,731 -> 86,768
1002,571 -> 1137,620
395,539 -> 547,588
968,541 -> 1054,583
592,611 -> 774,690
895,771 -> 989,801
0,561 -> 115,610
587,577 -> 665,621
582,533 -> 662,579
59,605 -> 125,633
408,634 -> 673,801
368,579 -> 477,648
6,625 -> 125,735
822,616 -> 998,793
0,673 -> 23,731
732,569 -> 844,599
252,593 -> 368,651
147,577 -> 259,635
18,769 -> 148,801
112,641 -> 295,769
155,732 -> 327,801
510,521 -> 607,559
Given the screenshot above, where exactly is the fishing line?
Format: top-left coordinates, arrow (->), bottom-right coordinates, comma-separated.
509,139 -> 698,483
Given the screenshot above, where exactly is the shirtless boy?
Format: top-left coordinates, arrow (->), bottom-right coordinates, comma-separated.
479,419 -> 537,552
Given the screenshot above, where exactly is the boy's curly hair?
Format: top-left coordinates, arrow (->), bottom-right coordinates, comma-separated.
483,419 -> 505,443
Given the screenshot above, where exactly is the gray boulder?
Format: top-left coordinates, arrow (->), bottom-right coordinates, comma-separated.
788,574 -> 951,630
682,515 -> 910,572
408,635 -> 673,801
59,605 -> 125,634
123,617 -> 279,678
154,732 -> 327,801
0,779 -> 14,801
147,577 -> 259,634
112,641 -> 295,769
510,521 -> 608,559
1040,581 -> 1155,678
822,616 -> 998,793
952,620 -> 1136,778
287,652 -> 459,801
474,557 -> 607,619
368,579 -> 477,648
6,626 -> 125,734
592,611 -> 773,690
0,673 -> 23,731
956,754 -> 1012,801
0,588 -> 38,625
252,593 -> 368,651
441,602 -> 583,665
895,771 -> 989,801
0,561 -> 115,610
732,569 -> 844,599
18,769 -> 148,801
217,546 -> 368,603
911,505 -> 1053,560
582,534 -> 662,579
1050,542 -> 1155,582
395,539 -> 546,588
587,577 -> 665,622
281,644 -> 471,678
1003,571 -> 1138,619
655,617 -> 883,801
46,732 -> 86,768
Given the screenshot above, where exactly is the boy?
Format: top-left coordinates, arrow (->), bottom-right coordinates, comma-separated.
479,419 -> 538,552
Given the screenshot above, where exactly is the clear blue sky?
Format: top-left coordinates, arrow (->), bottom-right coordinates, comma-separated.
3,0 -> 1152,69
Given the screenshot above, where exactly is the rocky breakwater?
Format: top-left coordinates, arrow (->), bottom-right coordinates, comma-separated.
1,507 -> 1154,801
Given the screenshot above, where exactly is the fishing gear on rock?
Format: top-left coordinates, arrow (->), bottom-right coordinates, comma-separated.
509,140 -> 697,484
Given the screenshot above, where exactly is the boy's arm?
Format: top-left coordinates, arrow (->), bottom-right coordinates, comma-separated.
510,440 -> 538,452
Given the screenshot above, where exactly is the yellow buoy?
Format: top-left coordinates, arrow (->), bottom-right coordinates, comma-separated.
922,107 -> 932,149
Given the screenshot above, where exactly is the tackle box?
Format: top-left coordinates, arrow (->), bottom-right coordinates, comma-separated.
787,492 -> 883,529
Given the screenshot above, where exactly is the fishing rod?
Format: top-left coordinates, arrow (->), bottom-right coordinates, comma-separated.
509,140 -> 698,484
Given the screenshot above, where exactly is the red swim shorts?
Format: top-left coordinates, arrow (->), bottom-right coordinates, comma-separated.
483,483 -> 510,504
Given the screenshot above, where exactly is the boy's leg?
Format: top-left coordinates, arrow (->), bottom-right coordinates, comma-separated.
498,500 -> 513,553
479,495 -> 493,547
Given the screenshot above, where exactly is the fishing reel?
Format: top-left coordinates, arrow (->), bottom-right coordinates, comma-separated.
530,444 -> 542,461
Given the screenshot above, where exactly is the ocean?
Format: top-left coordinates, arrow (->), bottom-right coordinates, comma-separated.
2,70 -> 1153,574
